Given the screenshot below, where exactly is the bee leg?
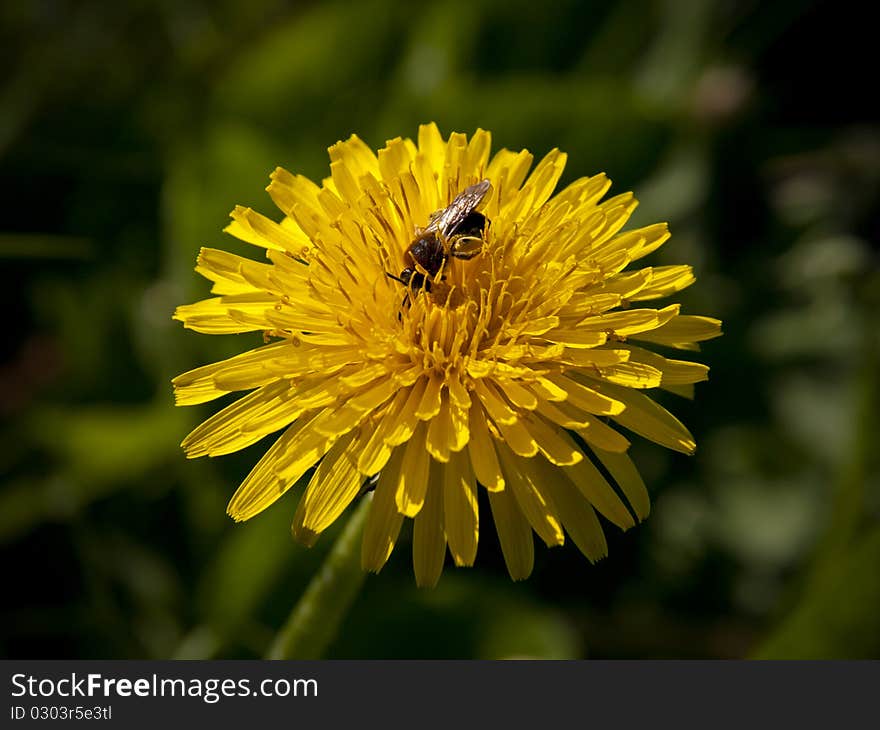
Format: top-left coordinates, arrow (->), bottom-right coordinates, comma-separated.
449,235 -> 483,260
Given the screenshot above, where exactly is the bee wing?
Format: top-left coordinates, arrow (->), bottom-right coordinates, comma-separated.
425,179 -> 491,237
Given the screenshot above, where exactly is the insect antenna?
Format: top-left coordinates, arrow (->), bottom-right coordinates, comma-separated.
385,271 -> 408,285
385,271 -> 412,318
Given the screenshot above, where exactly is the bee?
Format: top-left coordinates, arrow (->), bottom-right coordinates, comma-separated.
388,178 -> 491,295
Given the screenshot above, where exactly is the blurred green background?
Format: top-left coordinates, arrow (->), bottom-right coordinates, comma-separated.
2,0 -> 878,660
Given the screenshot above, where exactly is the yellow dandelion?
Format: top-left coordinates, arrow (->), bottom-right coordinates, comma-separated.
172,123 -> 721,587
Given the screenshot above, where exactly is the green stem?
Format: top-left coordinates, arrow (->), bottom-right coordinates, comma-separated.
266,494 -> 371,660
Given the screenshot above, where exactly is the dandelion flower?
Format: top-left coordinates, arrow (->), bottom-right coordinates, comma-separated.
173,124 -> 721,587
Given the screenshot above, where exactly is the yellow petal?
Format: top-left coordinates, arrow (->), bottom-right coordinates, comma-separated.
546,373 -> 625,416
536,399 -> 592,429
473,380 -> 518,425
265,167 -> 321,219
487,148 -> 533,194
495,378 -> 539,410
195,247 -> 279,296
557,292 -> 621,319
447,374 -> 472,410
576,304 -> 679,337
356,411 -> 398,477
621,345 -> 710,386
378,137 -> 417,185
594,221 -> 669,262
589,269 -> 652,301
347,375 -> 399,413
393,169 -> 430,239
594,381 -> 697,455
592,361 -> 663,389
519,412 -> 584,466
465,128 -> 492,175
384,379 -> 426,446
529,457 -> 607,562
173,295 -> 274,334
411,151 -> 441,216
488,485 -> 534,581
497,444 -> 564,547
329,134 -> 380,179
297,432 -> 362,533
417,122 -> 446,173
272,408 -> 356,473
526,376 -> 569,402
572,414 -> 631,453
554,172 -> 611,212
466,401 -> 505,491
494,415 -> 539,458
591,446 -> 650,521
426,392 -> 469,462
442,451 -> 479,567
329,158 -> 365,208
536,399 -> 631,452
553,348 -> 631,369
226,410 -> 336,522
361,448 -> 405,572
632,315 -> 723,349
562,457 -> 635,531
395,422 -> 431,517
415,375 -> 444,420
542,328 -> 608,348
172,340 -> 292,406
412,461 -> 445,588
225,205 -> 309,253
504,148 -> 567,221
440,132 -> 468,201
181,381 -> 301,458
630,265 -> 695,301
